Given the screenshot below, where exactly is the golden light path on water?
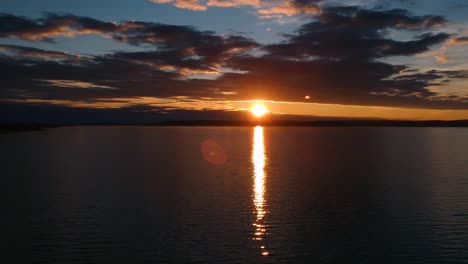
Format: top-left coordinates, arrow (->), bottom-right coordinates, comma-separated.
252,126 -> 269,256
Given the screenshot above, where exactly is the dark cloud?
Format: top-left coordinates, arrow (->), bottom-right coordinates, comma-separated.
0,52 -> 197,101
0,13 -> 117,41
216,57 -> 468,108
221,6 -> 459,108
426,69 -> 468,79
107,21 -> 258,73
110,31 -> 257,74
373,0 -> 418,10
0,13 -> 257,77
266,6 -> 447,60
0,14 -> 258,102
0,44 -> 79,61
0,13 -> 257,55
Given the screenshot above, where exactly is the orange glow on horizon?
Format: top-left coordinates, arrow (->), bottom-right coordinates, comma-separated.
233,100 -> 468,121
9,97 -> 468,121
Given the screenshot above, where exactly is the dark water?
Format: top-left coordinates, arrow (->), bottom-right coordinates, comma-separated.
1,126 -> 468,263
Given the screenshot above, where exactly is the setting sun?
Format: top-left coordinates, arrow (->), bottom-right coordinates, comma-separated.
251,104 -> 269,117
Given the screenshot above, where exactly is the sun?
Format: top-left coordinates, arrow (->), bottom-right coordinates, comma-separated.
250,104 -> 269,117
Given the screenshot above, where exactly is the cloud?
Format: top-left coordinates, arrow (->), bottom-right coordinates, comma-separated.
220,6 -> 464,107
149,0 -> 322,16
435,53 -> 448,63
265,7 -> 448,60
0,8 -> 467,114
108,31 -> 258,78
151,0 -> 173,3
174,0 -> 207,11
150,0 -> 261,10
150,0 -> 206,11
39,80 -> 117,89
0,13 -> 258,54
0,14 -> 258,77
258,0 -> 323,17
0,44 -> 77,60
207,0 -> 261,8
433,36 -> 468,64
448,36 -> 468,45
0,13 -> 118,41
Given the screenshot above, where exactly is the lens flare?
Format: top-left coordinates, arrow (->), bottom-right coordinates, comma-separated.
201,139 -> 227,165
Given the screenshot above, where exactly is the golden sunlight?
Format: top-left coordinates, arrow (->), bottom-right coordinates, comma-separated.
252,126 -> 269,256
250,104 -> 269,117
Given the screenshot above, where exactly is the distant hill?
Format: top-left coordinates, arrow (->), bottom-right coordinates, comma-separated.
2,120 -> 468,134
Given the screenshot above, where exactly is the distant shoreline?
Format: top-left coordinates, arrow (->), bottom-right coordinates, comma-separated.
1,120 -> 468,134
0,124 -> 60,134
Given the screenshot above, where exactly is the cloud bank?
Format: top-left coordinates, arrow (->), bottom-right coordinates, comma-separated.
0,5 -> 467,122
150,0 -> 324,17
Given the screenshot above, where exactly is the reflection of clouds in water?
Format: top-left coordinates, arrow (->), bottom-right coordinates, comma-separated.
252,126 -> 269,256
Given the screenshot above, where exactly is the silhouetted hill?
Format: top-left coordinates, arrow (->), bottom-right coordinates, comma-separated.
0,124 -> 60,134
2,120 -> 468,134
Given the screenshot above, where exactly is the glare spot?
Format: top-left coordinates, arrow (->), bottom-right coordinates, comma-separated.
250,104 -> 269,117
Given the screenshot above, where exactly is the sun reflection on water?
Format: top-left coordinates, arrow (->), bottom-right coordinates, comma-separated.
252,125 -> 269,256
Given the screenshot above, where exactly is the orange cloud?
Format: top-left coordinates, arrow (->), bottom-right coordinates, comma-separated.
448,37 -> 468,45
207,0 -> 261,8
150,0 -> 206,11
175,0 -> 207,11
40,80 -> 117,90
150,0 -> 322,16
435,53 -> 448,63
434,36 -> 468,63
258,1 -> 322,17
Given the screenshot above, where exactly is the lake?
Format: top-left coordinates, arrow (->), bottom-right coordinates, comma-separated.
1,126 -> 468,263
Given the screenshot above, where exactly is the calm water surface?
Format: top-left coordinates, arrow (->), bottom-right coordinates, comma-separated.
1,126 -> 468,263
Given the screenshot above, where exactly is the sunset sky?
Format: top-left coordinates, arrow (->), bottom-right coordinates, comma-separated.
2,0 -> 468,122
